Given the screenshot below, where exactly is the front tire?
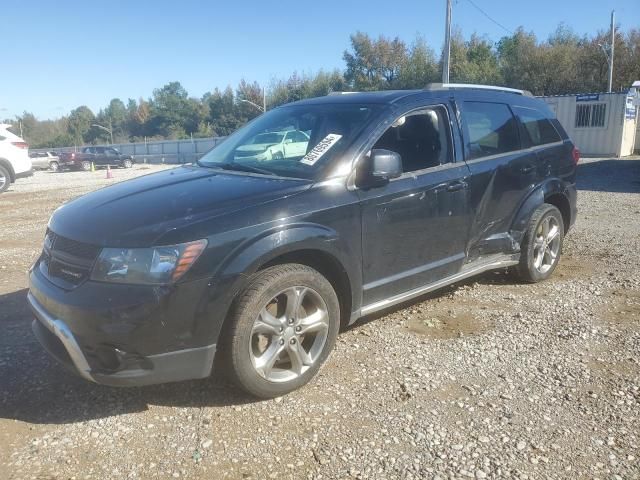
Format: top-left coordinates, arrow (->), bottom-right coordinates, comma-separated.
223,264 -> 340,398
122,159 -> 133,169
49,161 -> 59,172
515,204 -> 564,283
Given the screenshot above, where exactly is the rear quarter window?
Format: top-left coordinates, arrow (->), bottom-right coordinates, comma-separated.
513,106 -> 561,147
462,101 -> 520,160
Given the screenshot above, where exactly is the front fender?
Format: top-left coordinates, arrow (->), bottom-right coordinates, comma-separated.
216,222 -> 343,279
197,223 -> 357,347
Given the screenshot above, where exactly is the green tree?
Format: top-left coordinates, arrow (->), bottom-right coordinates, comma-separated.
344,32 -> 407,90
236,79 -> 264,122
614,28 -> 640,91
104,98 -> 128,141
149,82 -> 194,138
205,87 -> 242,136
67,106 -> 95,145
448,31 -> 502,85
396,37 -> 439,89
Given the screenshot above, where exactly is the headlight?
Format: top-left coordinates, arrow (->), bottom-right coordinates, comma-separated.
91,239 -> 207,285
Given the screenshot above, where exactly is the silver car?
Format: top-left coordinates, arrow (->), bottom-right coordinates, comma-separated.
29,152 -> 60,171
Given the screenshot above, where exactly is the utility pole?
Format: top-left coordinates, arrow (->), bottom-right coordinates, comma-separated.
263,86 -> 266,113
608,10 -> 615,92
442,0 -> 452,83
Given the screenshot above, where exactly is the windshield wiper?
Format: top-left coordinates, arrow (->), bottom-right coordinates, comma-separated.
217,162 -> 276,176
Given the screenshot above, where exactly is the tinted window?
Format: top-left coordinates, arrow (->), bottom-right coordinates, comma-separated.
463,102 -> 519,160
514,106 -> 560,146
372,107 -> 452,173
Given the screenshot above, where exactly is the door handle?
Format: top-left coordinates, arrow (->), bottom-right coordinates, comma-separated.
446,180 -> 468,192
520,165 -> 535,174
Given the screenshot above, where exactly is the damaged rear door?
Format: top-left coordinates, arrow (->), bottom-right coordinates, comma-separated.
456,95 -> 534,260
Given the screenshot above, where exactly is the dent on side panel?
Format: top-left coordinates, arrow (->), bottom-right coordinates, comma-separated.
465,164 -> 504,258
510,188 -> 544,243
468,168 -> 496,242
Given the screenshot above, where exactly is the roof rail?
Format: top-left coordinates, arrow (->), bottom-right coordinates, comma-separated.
425,83 -> 532,96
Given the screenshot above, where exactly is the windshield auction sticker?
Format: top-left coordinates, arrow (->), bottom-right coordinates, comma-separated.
300,134 -> 342,165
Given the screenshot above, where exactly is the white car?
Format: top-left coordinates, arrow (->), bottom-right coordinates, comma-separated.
234,130 -> 309,161
0,124 -> 32,193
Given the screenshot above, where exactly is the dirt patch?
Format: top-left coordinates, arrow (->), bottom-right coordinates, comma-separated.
553,254 -> 596,281
602,289 -> 640,326
408,309 -> 491,339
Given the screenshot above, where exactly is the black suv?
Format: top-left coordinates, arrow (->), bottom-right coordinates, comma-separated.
29,84 -> 578,398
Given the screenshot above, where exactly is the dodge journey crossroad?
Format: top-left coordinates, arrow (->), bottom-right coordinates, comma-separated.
29,84 -> 578,398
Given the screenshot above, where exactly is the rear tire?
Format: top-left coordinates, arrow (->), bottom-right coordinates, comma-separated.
0,165 -> 10,193
514,204 -> 564,283
223,264 -> 340,398
81,161 -> 92,171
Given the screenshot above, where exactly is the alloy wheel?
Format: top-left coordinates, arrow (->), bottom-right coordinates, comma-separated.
250,286 -> 329,383
533,215 -> 561,274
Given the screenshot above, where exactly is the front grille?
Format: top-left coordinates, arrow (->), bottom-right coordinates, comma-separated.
42,229 -> 100,287
47,229 -> 101,261
48,260 -> 89,284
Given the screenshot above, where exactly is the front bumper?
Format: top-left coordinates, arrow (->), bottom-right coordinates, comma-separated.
28,263 -> 219,386
29,292 -> 216,386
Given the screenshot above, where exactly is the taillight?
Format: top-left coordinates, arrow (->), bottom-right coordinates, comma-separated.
71,153 -> 75,159
11,141 -> 28,149
571,146 -> 580,165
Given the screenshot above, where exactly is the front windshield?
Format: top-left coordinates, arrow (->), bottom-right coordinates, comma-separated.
198,103 -> 381,179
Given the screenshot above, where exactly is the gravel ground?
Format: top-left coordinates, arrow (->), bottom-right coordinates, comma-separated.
0,158 -> 639,480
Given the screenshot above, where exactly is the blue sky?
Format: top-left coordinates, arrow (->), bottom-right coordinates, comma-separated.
2,0 -> 638,120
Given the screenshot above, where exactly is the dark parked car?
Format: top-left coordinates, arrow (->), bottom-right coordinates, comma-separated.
58,146 -> 134,171
29,84 -> 578,398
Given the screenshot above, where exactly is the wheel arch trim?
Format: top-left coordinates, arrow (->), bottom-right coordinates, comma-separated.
208,223 -> 359,337
510,179 -> 572,242
0,158 -> 16,182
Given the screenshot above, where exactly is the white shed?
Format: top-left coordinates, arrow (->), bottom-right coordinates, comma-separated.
539,84 -> 639,157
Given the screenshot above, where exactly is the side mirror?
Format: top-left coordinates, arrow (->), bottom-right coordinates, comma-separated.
356,149 -> 402,188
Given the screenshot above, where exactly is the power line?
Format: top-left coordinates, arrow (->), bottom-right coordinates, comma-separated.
464,0 -> 513,35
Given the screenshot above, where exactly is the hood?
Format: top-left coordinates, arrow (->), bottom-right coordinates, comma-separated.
49,165 -> 310,247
